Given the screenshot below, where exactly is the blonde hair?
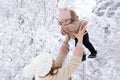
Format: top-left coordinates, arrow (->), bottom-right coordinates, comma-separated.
70,10 -> 78,22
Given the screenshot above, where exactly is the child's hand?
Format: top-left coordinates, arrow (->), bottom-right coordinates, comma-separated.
61,26 -> 69,35
61,29 -> 66,35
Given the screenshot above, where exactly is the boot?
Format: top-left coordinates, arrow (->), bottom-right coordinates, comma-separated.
32,76 -> 35,80
88,50 -> 97,58
82,54 -> 86,61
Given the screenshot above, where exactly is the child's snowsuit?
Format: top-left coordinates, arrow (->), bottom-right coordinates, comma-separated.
59,8 -> 97,60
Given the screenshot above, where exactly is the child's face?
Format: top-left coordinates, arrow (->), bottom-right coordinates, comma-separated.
60,19 -> 71,26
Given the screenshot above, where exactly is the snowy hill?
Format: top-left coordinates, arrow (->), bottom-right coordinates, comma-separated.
0,0 -> 120,80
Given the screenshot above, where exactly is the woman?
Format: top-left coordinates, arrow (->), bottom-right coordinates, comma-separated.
23,26 -> 86,80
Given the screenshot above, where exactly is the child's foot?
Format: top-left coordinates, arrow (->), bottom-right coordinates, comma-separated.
82,54 -> 86,61
88,51 -> 97,58
88,54 -> 97,58
32,76 -> 35,80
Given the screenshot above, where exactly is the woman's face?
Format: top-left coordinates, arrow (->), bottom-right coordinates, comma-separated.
60,19 -> 71,26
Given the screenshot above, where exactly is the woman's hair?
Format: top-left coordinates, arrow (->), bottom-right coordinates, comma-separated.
38,66 -> 60,78
58,9 -> 78,25
48,67 -> 59,75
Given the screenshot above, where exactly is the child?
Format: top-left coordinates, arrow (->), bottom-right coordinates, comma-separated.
58,8 -> 97,61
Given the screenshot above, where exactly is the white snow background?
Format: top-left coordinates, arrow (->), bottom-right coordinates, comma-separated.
0,0 -> 120,80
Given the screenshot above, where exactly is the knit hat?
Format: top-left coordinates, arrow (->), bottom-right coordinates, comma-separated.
23,53 -> 53,78
58,8 -> 71,21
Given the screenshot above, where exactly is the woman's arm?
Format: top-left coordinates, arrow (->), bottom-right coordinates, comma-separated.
56,25 -> 86,80
54,35 -> 70,68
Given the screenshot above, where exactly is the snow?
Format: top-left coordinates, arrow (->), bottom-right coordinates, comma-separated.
0,0 -> 120,80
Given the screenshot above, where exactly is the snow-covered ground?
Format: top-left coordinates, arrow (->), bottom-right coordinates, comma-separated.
0,0 -> 120,80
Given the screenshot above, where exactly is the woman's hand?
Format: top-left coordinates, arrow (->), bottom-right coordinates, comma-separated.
72,26 -> 86,57
73,26 -> 87,44
64,34 -> 70,44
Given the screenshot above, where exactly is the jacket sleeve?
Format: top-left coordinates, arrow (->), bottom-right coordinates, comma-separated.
56,46 -> 83,80
54,43 -> 69,68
